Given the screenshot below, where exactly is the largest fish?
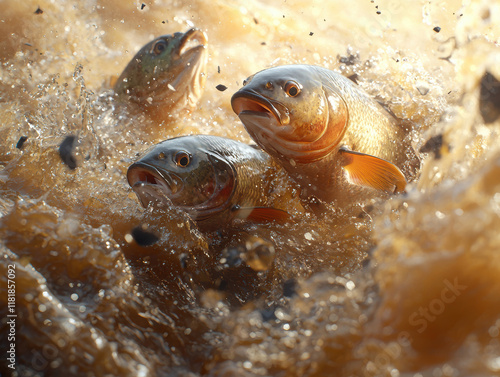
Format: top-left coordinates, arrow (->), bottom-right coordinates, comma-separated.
231,65 -> 419,205
127,135 -> 304,232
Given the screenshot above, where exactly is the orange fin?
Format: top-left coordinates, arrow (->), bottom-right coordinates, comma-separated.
234,206 -> 291,223
339,148 -> 406,193
107,75 -> 118,89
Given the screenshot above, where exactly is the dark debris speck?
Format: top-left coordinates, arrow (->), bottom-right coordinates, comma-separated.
338,52 -> 360,66
433,26 -> 441,33
347,73 -> 359,84
260,308 -> 277,321
59,135 -> 78,170
141,3 -> 146,10
131,225 -> 159,246
283,278 -> 298,297
34,7 -> 43,15
222,247 -> 243,268
419,134 -> 444,159
309,32 -> 314,36
479,71 -> 500,124
216,84 -> 228,92
16,136 -> 28,149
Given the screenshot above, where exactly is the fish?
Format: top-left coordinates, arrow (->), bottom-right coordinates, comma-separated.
231,64 -> 419,204
127,135 -> 303,231
114,28 -> 208,121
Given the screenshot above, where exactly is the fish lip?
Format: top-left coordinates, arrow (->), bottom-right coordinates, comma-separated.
179,28 -> 208,57
127,162 -> 182,200
231,89 -> 285,125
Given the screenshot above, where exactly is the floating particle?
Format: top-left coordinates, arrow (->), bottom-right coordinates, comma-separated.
34,6 -> 43,15
419,134 -> 445,159
16,136 -> 28,149
179,253 -> 188,269
141,3 -> 146,10
479,71 -> 500,124
217,65 -> 220,74
260,308 -> 277,321
131,225 -> 159,246
216,84 -> 228,92
283,279 -> 297,297
376,11 -> 381,14
433,26 -> 441,33
220,246 -> 243,268
347,73 -> 359,84
244,237 -> 275,272
338,52 -> 359,65
59,135 -> 78,170
261,42 -> 266,45
309,32 -> 314,36
253,17 -> 259,24
416,81 -> 430,95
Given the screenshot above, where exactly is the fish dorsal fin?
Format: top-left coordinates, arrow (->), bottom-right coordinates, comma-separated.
234,206 -> 291,223
339,148 -> 406,193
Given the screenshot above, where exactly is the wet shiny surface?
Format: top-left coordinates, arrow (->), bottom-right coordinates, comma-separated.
1,0 -> 500,376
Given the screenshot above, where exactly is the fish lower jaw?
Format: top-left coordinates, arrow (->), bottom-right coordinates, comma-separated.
246,127 -> 334,165
131,182 -> 171,208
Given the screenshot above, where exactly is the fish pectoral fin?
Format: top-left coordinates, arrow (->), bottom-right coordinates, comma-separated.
339,148 -> 407,193
234,206 -> 291,223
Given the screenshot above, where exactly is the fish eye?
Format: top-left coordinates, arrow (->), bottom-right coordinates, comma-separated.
284,81 -> 301,97
174,151 -> 191,167
265,82 -> 273,90
158,152 -> 166,160
152,40 -> 168,55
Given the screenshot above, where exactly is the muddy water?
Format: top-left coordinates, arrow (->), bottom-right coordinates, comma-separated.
1,0 -> 500,376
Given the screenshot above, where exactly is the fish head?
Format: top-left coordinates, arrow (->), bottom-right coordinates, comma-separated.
127,136 -> 236,223
115,28 -> 208,110
231,65 -> 348,163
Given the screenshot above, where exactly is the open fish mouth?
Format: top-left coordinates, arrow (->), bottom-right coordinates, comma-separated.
127,162 -> 183,207
231,89 -> 286,125
233,101 -> 335,163
155,28 -> 208,107
231,90 -> 319,161
179,28 -> 207,56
